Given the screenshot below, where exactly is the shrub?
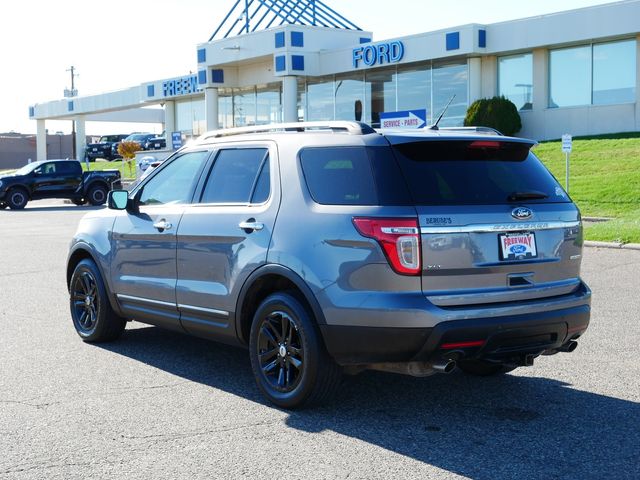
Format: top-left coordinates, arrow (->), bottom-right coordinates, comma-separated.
464,96 -> 522,136
116,141 -> 141,179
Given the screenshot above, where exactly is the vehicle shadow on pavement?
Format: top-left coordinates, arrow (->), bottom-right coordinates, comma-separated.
1,206 -> 105,213
101,326 -> 640,480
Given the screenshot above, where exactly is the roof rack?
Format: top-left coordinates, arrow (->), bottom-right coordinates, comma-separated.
436,126 -> 504,136
198,121 -> 376,141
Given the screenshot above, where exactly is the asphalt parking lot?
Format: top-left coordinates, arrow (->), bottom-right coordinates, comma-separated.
1,200 -> 639,480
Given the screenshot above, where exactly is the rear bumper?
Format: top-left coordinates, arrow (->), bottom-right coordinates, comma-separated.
320,303 -> 590,366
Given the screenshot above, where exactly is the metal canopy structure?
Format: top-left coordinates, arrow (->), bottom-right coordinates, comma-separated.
209,0 -> 362,40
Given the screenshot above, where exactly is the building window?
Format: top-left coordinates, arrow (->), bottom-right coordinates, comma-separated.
334,72 -> 365,122
256,84 -> 282,125
549,45 -> 591,108
432,61 -> 468,127
176,99 -> 205,135
306,76 -> 335,121
593,39 -> 636,105
365,67 -> 396,127
498,53 -> 533,110
396,64 -> 431,123
549,39 -> 636,108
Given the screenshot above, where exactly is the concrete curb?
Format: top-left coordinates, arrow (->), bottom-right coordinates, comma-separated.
584,240 -> 640,250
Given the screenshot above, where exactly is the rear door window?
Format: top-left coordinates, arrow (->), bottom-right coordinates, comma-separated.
391,140 -> 569,205
200,148 -> 270,205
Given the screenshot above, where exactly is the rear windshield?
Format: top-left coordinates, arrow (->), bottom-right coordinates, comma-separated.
299,146 -> 411,206
391,141 -> 570,205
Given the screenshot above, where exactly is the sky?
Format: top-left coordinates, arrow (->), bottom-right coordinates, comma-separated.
0,0 -> 618,135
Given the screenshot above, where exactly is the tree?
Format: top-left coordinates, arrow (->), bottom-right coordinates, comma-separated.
464,96 -> 522,136
117,141 -> 141,178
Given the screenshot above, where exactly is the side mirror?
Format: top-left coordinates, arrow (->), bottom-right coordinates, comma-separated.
107,190 -> 129,210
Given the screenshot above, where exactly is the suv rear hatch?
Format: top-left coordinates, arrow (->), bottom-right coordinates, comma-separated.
388,135 -> 583,307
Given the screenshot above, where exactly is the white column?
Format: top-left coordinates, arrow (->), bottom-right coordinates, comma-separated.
468,57 -> 483,104
164,100 -> 175,145
74,115 -> 86,161
282,76 -> 298,123
480,56 -> 498,99
205,87 -> 219,131
36,119 -> 47,161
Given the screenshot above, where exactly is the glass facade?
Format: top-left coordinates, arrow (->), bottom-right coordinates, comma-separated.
176,99 -> 205,135
301,60 -> 468,127
432,62 -> 468,127
549,39 -> 636,108
182,38 -> 636,134
498,53 -> 533,110
593,39 -> 636,105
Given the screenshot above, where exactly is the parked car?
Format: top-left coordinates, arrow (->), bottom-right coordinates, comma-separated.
66,121 -> 591,408
120,133 -> 159,152
0,159 -> 121,209
143,135 -> 166,150
86,134 -> 129,161
138,158 -> 165,182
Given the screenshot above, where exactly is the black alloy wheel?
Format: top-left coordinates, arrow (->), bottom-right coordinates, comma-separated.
87,185 -> 108,206
69,259 -> 126,342
257,310 -> 305,393
7,188 -> 28,210
71,268 -> 99,334
249,292 -> 342,409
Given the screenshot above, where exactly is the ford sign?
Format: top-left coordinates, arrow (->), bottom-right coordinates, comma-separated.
511,207 -> 533,220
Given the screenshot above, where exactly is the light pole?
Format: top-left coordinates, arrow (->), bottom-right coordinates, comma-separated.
65,66 -> 79,158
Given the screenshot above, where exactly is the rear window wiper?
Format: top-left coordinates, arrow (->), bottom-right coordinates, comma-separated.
507,191 -> 549,202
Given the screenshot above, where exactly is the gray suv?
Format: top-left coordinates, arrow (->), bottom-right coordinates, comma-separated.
66,121 -> 591,408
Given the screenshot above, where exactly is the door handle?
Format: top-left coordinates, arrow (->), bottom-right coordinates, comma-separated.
153,220 -> 173,232
239,220 -> 264,232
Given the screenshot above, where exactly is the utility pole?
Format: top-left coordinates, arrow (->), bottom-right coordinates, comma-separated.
66,66 -> 79,159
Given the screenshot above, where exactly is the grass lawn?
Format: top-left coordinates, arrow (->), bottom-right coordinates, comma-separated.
533,132 -> 640,243
82,159 -> 137,180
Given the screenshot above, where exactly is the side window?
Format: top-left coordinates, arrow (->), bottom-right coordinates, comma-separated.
139,151 -> 209,206
40,163 -> 56,175
200,148 -> 270,204
55,162 -> 76,174
300,147 -> 378,205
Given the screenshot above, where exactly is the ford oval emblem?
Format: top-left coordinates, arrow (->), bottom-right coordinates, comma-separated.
512,207 -> 533,220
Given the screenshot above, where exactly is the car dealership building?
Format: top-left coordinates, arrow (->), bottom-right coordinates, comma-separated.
30,0 -> 640,161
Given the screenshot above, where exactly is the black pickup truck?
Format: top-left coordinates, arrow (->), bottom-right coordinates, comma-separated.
86,134 -> 129,161
0,159 -> 121,210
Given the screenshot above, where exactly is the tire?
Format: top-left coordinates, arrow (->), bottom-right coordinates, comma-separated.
249,292 -> 342,409
87,185 -> 108,206
457,359 -> 517,376
69,258 -> 126,342
7,188 -> 28,210
71,198 -> 86,206
0,202 -> 7,209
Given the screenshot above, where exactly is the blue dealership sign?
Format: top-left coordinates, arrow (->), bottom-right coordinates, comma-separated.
171,132 -> 182,150
379,109 -> 427,129
353,41 -> 404,68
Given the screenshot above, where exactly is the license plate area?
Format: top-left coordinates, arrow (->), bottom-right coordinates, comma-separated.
499,232 -> 537,260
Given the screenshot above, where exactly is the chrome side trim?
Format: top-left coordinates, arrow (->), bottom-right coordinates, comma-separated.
177,304 -> 230,317
116,294 -> 175,308
420,221 -> 580,234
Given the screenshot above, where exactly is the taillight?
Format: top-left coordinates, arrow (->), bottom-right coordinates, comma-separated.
352,217 -> 421,276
